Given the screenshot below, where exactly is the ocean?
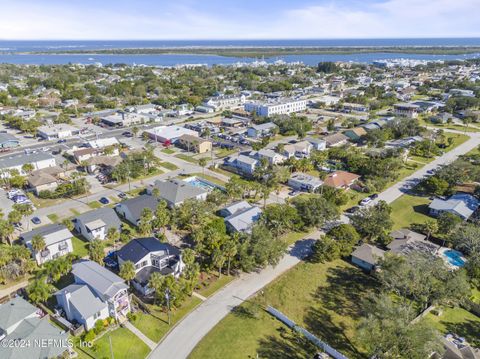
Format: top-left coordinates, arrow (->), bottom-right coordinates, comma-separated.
0,39 -> 480,66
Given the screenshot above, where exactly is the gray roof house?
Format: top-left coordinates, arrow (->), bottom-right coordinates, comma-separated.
73,207 -> 122,241
20,224 -> 73,265
55,284 -> 109,331
388,229 -> 439,256
0,296 -> 69,359
429,193 -> 480,220
219,201 -> 252,218
224,154 -> 258,175
224,203 -> 262,233
115,194 -> 160,225
72,260 -> 130,320
351,244 -> 386,272
288,172 -> 323,192
117,237 -> 183,296
147,179 -> 208,207
0,152 -> 56,177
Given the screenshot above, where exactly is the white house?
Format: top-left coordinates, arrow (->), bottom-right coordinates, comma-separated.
73,207 -> 122,241
20,224 -> 73,265
0,152 -> 56,177
116,237 -> 184,295
144,125 -> 198,144
393,103 -> 420,118
246,122 -> 278,138
71,260 -> 131,321
55,284 -> 109,330
288,172 -> 323,192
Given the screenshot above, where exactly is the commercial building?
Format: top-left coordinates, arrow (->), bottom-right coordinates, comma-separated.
144,125 -> 198,144
0,133 -> 20,149
176,134 -> 212,153
37,123 -> 79,140
244,99 -> 307,117
203,94 -> 246,110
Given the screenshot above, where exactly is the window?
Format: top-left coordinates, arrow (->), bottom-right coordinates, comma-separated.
93,311 -> 101,320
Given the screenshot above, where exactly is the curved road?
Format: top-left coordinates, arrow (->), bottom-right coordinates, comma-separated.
149,132 -> 480,359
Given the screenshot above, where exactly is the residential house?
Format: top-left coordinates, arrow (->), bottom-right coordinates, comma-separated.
147,179 -> 209,208
342,102 -> 368,112
246,122 -> 278,138
220,202 -> 262,233
176,134 -> 212,153
386,136 -> 424,149
429,193 -> 480,220
323,133 -> 349,147
388,229 -> 439,256
20,224 -> 73,265
115,194 -> 159,225
224,154 -> 258,175
343,127 -> 367,142
253,149 -> 285,165
282,140 -> 313,159
73,148 -> 98,163
0,152 -> 56,177
0,133 -> 19,149
394,103 -> 420,118
73,207 -> 122,241
87,137 -> 120,151
26,166 -> 64,195
0,297 -> 69,359
288,172 -> 323,192
323,170 -> 360,190
351,244 -> 385,272
116,237 -> 183,295
71,260 -> 131,321
307,138 -> 327,151
55,284 -> 109,330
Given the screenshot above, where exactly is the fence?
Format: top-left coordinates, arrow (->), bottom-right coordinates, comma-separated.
266,306 -> 348,359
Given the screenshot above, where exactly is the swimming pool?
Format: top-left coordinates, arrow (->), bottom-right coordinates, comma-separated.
441,249 -> 466,267
183,176 -> 216,191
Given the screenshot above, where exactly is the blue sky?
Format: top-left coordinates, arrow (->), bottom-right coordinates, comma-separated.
0,0 -> 479,40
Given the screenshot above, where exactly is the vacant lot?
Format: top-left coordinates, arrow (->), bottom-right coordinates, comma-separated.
389,193 -> 432,229
190,260 -> 378,359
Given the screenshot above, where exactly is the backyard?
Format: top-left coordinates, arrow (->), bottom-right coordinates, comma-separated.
389,193 -> 432,230
190,260 -> 378,359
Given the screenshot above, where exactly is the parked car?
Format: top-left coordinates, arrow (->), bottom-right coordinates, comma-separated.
359,197 -> 372,206
118,192 -> 127,199
370,193 -> 379,200
31,217 -> 41,225
57,139 -> 67,143
99,197 -> 110,205
345,206 -> 359,214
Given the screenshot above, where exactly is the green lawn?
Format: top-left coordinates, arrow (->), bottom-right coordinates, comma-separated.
425,307 -> 480,347
161,148 -> 175,154
190,260 -> 378,359
215,148 -> 237,158
77,327 -> 150,359
389,193 -> 432,230
197,274 -> 234,298
71,236 -> 89,258
87,201 -> 102,209
175,153 -> 199,163
47,213 -> 59,222
70,208 -> 80,216
158,161 -> 179,170
444,134 -> 470,152
130,296 -> 202,343
280,230 -> 313,245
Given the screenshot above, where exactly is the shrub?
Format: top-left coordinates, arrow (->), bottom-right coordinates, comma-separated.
84,330 -> 96,343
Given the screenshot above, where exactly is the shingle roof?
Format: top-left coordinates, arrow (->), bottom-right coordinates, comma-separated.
323,171 -> 360,188
351,244 -> 385,265
151,179 -> 207,206
225,206 -> 262,232
20,223 -> 72,247
429,193 -> 480,219
72,260 -> 127,301
55,284 -> 107,320
0,296 -> 37,331
117,237 -> 180,264
74,207 -> 121,233
115,194 -> 159,222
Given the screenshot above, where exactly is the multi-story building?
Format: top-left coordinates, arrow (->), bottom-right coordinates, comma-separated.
393,103 -> 420,118
244,99 -> 307,117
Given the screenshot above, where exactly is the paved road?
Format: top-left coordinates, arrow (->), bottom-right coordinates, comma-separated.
148,132 -> 480,359
147,237 -> 318,359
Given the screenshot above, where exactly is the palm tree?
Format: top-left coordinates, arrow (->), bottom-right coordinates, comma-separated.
88,239 -> 105,265
148,272 -> 164,305
119,261 -> 136,287
212,249 -> 226,278
223,239 -> 238,276
132,126 -> 139,138
106,227 -> 120,251
31,234 -> 46,255
422,220 -> 438,241
21,163 -> 34,175
199,157 -> 208,175
26,277 -> 53,304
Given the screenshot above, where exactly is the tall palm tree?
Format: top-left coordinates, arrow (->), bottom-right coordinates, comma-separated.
223,239 -> 238,276
31,234 -> 46,254
119,261 -> 136,287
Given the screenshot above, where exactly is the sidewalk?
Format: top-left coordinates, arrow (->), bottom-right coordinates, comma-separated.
124,321 -> 156,350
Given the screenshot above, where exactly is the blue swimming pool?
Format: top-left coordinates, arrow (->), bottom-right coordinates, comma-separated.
442,249 -> 466,267
184,177 -> 216,191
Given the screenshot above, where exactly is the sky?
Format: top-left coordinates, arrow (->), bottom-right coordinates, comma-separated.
0,0 -> 479,40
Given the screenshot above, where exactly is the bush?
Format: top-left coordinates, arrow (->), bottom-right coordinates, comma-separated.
84,330 -> 96,343
126,312 -> 137,321
310,236 -> 341,263
94,319 -> 105,334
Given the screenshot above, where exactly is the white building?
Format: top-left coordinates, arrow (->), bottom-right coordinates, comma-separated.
20,224 -> 74,265
203,94 -> 246,110
244,99 -> 307,117
144,125 -> 198,143
0,152 -> 56,177
393,103 -> 420,118
87,137 -> 120,150
37,124 -> 79,140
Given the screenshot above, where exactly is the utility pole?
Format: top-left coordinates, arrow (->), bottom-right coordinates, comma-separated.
109,333 -> 114,359
165,288 -> 171,326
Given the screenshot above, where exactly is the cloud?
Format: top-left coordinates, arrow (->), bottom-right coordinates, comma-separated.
0,0 -> 478,40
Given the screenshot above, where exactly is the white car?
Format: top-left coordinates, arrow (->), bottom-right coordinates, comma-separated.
359,197 -> 373,206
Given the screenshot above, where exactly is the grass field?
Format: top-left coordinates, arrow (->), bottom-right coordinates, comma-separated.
175,153 -> 199,163
71,236 -> 89,258
46,213 -> 59,222
425,307 -> 480,348
130,296 -> 202,343
161,148 -> 175,154
158,161 -> 179,171
389,193 -> 432,230
78,327 -> 150,359
196,273 -> 235,298
190,260 -> 378,359
87,201 -> 102,209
